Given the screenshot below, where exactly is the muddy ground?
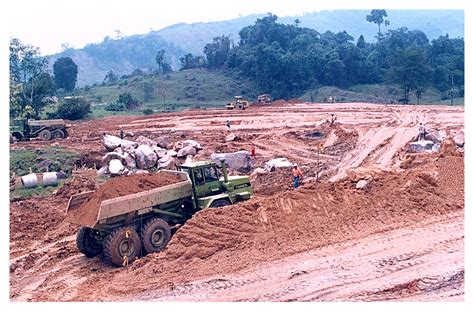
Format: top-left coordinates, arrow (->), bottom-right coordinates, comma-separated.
9,102 -> 464,301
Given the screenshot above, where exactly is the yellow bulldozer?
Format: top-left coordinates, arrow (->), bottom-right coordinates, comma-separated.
226,96 -> 249,110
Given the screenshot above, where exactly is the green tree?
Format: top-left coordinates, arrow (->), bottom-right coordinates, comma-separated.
9,38 -> 53,119
386,47 -> 432,104
204,35 -> 232,68
53,57 -> 78,91
179,53 -> 205,70
103,70 -> 118,84
366,9 -> 389,37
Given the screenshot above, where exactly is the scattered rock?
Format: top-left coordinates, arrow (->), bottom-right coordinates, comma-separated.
177,145 -> 197,158
108,159 -> 125,176
211,151 -> 252,172
356,179 -> 369,190
225,133 -> 238,142
134,145 -> 158,169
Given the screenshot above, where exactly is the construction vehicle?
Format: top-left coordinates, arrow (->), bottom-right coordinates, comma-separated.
66,160 -> 253,267
226,96 -> 249,110
10,119 -> 69,141
257,94 -> 271,104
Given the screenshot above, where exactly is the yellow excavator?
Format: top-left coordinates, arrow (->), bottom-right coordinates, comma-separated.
226,96 -> 249,110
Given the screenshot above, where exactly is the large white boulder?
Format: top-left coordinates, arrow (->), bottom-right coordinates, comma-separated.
211,151 -> 252,172
264,158 -> 293,171
134,145 -> 158,169
177,145 -> 197,158
102,152 -> 125,165
103,135 -> 122,151
425,129 -> 442,144
152,146 -> 168,158
158,154 -> 174,169
109,159 -> 125,176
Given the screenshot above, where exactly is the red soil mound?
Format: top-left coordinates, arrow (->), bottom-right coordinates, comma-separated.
67,172 -> 181,226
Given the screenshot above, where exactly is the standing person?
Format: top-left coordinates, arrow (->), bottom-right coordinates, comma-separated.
418,123 -> 426,141
226,120 -> 231,132
119,128 -> 124,139
292,164 -> 303,189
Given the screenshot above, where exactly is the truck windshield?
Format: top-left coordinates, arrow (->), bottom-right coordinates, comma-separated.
204,166 -> 218,182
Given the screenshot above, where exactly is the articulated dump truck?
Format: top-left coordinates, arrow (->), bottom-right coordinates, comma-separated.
66,160 -> 253,267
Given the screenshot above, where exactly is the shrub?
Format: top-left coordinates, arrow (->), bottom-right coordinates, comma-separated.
143,108 -> 154,115
105,102 -> 126,111
56,97 -> 91,120
118,92 -> 139,109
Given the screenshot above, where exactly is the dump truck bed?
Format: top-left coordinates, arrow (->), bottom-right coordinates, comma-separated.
66,170 -> 192,228
27,119 -> 66,126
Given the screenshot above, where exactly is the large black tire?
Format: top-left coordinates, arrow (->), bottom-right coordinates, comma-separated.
39,129 -> 52,141
210,199 -> 230,208
76,227 -> 103,258
52,129 -> 65,139
140,218 -> 171,254
103,227 -> 142,267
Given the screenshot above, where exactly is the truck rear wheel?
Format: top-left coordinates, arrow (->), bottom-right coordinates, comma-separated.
39,129 -> 52,141
52,129 -> 65,139
76,227 -> 102,258
103,227 -> 142,267
210,199 -> 230,208
140,218 -> 171,254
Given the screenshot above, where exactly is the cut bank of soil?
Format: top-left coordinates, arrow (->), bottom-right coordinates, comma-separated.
67,172 -> 181,226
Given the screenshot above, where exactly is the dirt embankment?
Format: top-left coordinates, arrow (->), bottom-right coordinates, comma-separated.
67,172 -> 181,226
82,154 -> 464,300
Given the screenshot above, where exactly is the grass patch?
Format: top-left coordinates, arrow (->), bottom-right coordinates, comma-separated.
10,147 -> 81,177
10,181 -> 65,201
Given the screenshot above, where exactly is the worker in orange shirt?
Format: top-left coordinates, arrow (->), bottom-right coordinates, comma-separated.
292,163 -> 303,189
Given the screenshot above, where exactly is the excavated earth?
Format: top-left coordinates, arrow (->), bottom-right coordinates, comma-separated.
9,102 -> 464,301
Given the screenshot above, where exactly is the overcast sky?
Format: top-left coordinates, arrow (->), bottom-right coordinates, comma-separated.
6,0 -> 468,56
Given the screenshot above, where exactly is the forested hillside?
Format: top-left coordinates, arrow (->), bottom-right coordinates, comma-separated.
47,10 -> 463,86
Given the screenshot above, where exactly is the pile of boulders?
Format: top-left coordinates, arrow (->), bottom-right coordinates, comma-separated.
408,128 -> 464,154
99,134 -> 202,176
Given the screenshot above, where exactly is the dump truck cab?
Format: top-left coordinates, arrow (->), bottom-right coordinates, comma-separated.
177,160 -> 253,209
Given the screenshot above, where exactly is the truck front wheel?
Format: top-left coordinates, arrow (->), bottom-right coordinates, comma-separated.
39,130 -> 52,141
76,227 -> 102,258
103,227 -> 142,267
140,218 -> 171,254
